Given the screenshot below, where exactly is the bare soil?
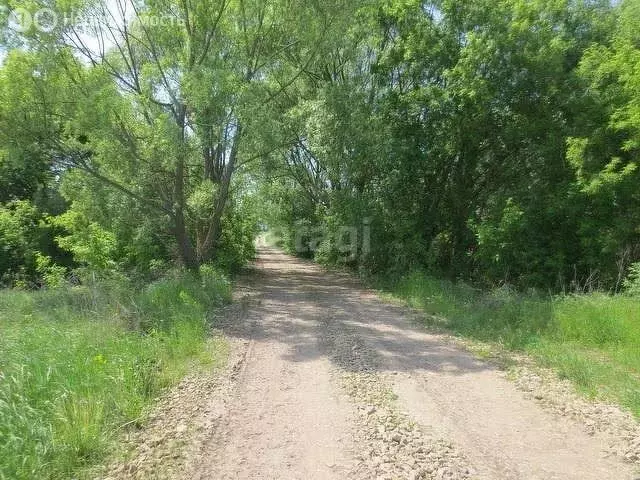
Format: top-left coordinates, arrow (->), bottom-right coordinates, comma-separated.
104,247 -> 640,480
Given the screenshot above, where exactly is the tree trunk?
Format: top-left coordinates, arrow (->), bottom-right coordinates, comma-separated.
174,107 -> 199,270
173,155 -> 199,269
174,209 -> 198,269
198,124 -> 243,262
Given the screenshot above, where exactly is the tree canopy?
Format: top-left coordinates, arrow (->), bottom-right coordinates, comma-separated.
0,0 -> 639,291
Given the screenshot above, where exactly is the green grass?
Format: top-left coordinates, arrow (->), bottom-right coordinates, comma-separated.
379,271 -> 640,417
0,267 -> 231,480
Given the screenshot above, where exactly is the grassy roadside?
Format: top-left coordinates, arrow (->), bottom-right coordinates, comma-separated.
376,271 -> 640,418
0,267 -> 231,480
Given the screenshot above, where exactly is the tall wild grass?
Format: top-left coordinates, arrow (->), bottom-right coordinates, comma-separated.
382,271 -> 640,417
0,266 -> 230,480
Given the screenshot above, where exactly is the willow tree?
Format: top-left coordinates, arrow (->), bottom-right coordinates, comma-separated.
4,0 -> 344,268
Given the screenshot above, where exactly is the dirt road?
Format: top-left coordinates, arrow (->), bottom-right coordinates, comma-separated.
169,248 -> 638,479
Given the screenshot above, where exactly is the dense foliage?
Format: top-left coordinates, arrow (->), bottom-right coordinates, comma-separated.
0,0 -> 639,290
262,0 -> 640,292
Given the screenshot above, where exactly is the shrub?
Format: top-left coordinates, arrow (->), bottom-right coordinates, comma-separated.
623,262 -> 640,296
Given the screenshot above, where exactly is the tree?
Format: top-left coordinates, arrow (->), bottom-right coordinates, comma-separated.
4,0 -> 345,270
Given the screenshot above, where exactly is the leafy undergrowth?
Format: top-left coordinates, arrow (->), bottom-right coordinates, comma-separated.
379,271 -> 640,418
0,267 -> 230,480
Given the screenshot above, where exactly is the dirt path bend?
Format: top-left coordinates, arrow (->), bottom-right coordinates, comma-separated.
189,247 -> 637,480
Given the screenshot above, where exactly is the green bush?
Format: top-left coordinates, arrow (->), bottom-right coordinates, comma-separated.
0,200 -> 72,288
0,201 -> 46,287
623,262 -> 640,297
212,196 -> 259,272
